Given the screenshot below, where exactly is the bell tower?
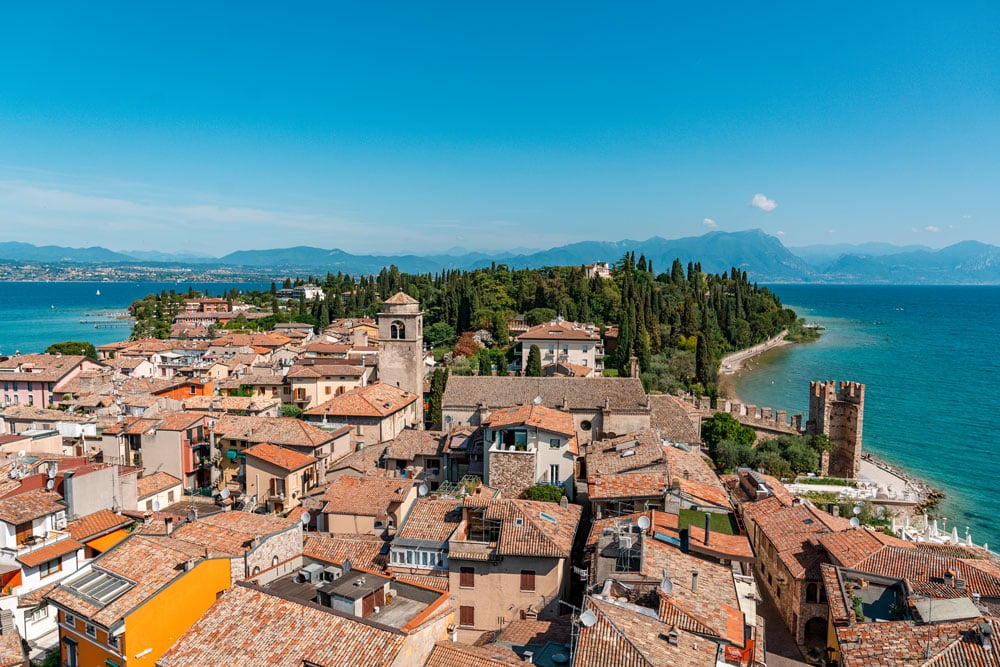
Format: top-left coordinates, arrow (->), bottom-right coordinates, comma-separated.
378,291 -> 424,425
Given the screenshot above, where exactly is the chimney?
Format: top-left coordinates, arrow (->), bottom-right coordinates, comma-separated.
164,516 -> 174,535
704,512 -> 712,547
691,571 -> 699,593
522,651 -> 534,663
944,569 -> 955,587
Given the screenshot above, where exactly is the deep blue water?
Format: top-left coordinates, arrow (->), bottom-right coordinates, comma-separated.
733,285 -> 1000,548
0,281 -> 270,355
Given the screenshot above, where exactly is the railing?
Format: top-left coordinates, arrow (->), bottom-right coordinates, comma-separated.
1,531 -> 72,559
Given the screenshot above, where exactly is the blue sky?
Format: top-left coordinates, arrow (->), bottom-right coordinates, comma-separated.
0,2 -> 997,255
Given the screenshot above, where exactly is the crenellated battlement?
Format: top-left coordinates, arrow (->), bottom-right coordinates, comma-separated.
808,380 -> 865,478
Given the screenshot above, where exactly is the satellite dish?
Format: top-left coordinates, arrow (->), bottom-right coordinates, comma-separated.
219,488 -> 231,501
853,505 -> 862,516
300,511 -> 311,525
659,578 -> 674,596
418,483 -> 429,497
17,450 -> 25,458
579,610 -> 598,628
637,516 -> 651,531
8,470 -> 16,479
47,464 -> 57,479
533,395 -> 542,405
45,479 -> 54,491
187,509 -> 197,522
850,517 -> 861,528
153,500 -> 161,511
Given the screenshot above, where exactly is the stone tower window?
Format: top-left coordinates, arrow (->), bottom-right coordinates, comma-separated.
390,320 -> 406,339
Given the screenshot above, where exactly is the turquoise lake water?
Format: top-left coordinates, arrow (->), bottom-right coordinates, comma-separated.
0,281 -> 270,355
733,285 -> 1000,548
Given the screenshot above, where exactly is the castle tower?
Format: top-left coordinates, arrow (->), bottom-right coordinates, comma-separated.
378,292 -> 424,425
807,380 -> 865,479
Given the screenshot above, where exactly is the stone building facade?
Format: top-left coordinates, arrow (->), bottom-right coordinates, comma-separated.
807,381 -> 865,479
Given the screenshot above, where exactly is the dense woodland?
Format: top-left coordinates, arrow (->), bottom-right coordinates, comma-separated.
129,253 -> 797,395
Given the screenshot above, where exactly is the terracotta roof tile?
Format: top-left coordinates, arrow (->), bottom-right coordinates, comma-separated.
158,583 -> 407,667
65,510 -> 133,542
455,497 -> 581,559
304,382 -> 417,418
395,497 -> 463,544
322,476 -> 414,518
303,533 -> 388,572
589,472 -> 668,501
0,631 -> 26,667
136,471 -> 182,500
16,538 -> 83,567
516,320 -> 601,342
586,430 -> 666,476
384,430 -> 445,462
213,415 -> 336,448
425,641 -> 522,667
45,534 -> 213,626
0,488 -> 65,524
442,376 -> 649,413
575,596 -> 720,667
836,617 -> 1000,667
244,442 -> 317,471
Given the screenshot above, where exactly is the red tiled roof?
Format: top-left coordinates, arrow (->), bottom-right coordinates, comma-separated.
322,476 -> 414,518
424,642 -> 522,667
244,442 -> 317,471
16,538 -> 84,567
157,583 -> 407,667
589,472 -> 667,501
0,489 -> 65,525
303,533 -> 388,572
304,382 -> 417,418
136,471 -> 182,500
65,510 -> 133,542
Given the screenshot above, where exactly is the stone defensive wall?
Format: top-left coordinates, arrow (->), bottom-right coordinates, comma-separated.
684,395 -> 804,440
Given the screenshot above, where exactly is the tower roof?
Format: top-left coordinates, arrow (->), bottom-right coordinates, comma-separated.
383,291 -> 418,305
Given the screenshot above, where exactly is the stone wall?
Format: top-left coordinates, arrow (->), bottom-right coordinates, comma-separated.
488,450 -> 536,498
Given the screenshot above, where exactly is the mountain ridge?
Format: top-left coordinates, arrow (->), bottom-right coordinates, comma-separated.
1,232 -> 999,284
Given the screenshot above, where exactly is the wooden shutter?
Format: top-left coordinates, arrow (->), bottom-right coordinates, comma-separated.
520,570 -> 536,592
460,605 -> 475,627
460,566 -> 475,588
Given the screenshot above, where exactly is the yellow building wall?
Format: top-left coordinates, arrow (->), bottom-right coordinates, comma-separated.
120,558 -> 231,666
89,528 -> 132,555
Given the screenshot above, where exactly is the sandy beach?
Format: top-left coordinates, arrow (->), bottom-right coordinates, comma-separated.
716,329 -> 790,399
719,329 -> 791,375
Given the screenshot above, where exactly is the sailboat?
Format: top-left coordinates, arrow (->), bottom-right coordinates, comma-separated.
96,289 -> 101,296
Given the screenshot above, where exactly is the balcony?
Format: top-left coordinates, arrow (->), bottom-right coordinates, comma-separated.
1,530 -> 73,560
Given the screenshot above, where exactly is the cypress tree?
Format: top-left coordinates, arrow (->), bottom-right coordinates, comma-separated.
526,345 -> 543,377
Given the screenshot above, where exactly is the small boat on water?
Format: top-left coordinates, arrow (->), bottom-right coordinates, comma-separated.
96,289 -> 101,296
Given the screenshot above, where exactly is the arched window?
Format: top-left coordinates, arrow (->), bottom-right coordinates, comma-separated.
805,582 -> 820,603
390,321 -> 406,339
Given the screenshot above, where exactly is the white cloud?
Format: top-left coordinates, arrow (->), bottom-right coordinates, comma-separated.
703,217 -> 717,228
750,193 -> 777,212
776,230 -> 785,237
924,225 -> 940,232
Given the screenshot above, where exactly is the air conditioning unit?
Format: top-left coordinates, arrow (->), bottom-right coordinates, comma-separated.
55,518 -> 67,530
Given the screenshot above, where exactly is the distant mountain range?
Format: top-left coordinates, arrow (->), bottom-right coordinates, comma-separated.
2,231 -> 999,284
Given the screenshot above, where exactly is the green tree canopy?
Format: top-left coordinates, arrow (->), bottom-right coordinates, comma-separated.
525,344 -> 543,377
45,341 -> 97,359
524,484 -> 565,502
701,412 -> 756,449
